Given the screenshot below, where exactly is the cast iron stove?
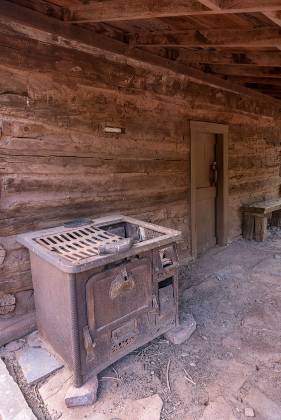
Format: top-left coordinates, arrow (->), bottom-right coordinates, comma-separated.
17,215 -> 181,391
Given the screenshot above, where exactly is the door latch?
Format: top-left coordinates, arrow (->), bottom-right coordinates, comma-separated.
210,161 -> 218,186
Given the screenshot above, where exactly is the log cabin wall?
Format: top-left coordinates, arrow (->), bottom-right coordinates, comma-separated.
1,23 -> 281,314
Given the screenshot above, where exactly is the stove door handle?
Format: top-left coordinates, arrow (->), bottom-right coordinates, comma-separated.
110,268 -> 135,299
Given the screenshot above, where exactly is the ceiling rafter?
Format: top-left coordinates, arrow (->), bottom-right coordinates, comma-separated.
263,11 -> 281,52
1,0 -> 280,107
67,0 -> 281,23
151,49 -> 281,67
196,0 -> 221,11
224,76 -> 281,87
135,27 -> 281,48
202,64 -> 281,78
263,11 -> 281,27
3,0 -> 281,102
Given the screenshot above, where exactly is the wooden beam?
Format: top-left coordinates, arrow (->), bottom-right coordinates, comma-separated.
68,0 -> 281,23
135,27 -> 281,48
0,0 -> 280,108
263,11 -> 281,27
69,1 -> 207,23
3,0 -> 66,20
207,64 -> 281,78
224,76 -> 281,87
221,0 -> 281,12
196,0 -> 221,11
263,11 -> 281,52
151,48 -> 281,67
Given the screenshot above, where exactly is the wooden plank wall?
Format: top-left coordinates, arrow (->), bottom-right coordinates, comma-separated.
0,24 -> 281,299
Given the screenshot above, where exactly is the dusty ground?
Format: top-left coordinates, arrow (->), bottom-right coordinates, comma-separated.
1,231 -> 281,419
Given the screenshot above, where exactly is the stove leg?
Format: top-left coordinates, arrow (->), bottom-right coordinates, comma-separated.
164,314 -> 196,345
65,375 -> 98,408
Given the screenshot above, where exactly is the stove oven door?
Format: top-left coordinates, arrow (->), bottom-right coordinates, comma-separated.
85,257 -> 152,368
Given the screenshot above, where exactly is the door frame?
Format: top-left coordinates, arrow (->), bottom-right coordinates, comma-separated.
190,121 -> 229,258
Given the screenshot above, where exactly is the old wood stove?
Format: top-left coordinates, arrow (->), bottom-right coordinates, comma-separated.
17,215 -> 182,393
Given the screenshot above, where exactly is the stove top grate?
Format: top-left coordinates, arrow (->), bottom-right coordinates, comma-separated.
34,225 -> 124,263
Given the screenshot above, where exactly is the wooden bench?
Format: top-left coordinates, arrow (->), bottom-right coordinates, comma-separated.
242,198 -> 281,241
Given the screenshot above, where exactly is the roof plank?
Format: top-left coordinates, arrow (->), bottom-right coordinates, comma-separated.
68,0 -> 281,23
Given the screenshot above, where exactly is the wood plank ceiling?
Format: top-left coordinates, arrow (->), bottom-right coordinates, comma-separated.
6,0 -> 281,100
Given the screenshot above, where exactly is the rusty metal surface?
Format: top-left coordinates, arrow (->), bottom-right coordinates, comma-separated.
86,258 -> 152,331
35,225 -> 125,263
17,215 -> 182,273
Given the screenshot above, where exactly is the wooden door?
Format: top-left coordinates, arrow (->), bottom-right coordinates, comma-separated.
194,132 -> 217,255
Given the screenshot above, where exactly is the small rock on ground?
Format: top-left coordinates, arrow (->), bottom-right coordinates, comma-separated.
65,375 -> 98,408
245,407 -> 255,417
164,314 -> 196,345
4,339 -> 25,352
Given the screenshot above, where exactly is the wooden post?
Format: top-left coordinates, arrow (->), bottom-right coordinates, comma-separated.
243,213 -> 255,240
271,210 -> 281,227
254,215 -> 268,241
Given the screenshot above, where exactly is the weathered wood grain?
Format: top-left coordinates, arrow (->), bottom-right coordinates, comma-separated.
0,22 -> 281,296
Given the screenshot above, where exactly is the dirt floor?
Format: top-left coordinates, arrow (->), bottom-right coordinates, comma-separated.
1,231 -> 281,419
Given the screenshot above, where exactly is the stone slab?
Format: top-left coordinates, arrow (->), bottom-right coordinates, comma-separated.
39,367 -> 73,419
165,314 -> 196,345
39,364 -> 163,420
16,333 -> 63,384
65,375 -> 98,408
0,358 -> 36,420
207,360 -> 252,400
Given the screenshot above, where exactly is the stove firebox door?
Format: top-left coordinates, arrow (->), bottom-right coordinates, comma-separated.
86,258 -> 152,332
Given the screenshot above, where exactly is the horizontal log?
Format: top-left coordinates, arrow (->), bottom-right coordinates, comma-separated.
1,172 -> 187,195
0,191 -> 187,236
0,155 -> 187,176
0,247 -> 30,277
0,135 -> 188,162
0,271 -> 32,294
230,175 -> 280,193
0,312 -> 36,346
1,192 -> 189,226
